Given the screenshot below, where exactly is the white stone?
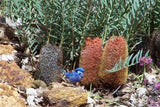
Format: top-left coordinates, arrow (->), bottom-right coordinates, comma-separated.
0,54 -> 14,61
136,87 -> 147,97
87,93 -> 96,104
27,96 -> 36,107
130,94 -> 137,105
26,88 -> 38,96
26,88 -> 43,107
144,73 -> 157,84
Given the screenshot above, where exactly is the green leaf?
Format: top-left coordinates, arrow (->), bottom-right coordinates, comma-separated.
105,50 -> 149,73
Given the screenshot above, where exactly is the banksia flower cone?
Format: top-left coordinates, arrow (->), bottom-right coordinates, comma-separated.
99,36 -> 128,86
80,36 -> 128,87
35,44 -> 63,85
79,37 -> 103,86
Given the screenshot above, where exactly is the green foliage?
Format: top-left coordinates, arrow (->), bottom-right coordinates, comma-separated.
2,0 -> 45,55
106,50 -> 149,72
1,0 -> 158,68
150,0 -> 160,32
131,73 -> 144,88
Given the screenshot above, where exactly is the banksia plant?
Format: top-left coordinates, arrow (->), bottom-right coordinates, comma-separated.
79,37 -> 103,86
34,44 -> 63,85
99,36 -> 128,86
80,36 -> 128,87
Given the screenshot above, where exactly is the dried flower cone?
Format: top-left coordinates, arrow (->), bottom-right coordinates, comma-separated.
79,37 -> 103,86
35,44 -> 63,86
99,36 -> 128,86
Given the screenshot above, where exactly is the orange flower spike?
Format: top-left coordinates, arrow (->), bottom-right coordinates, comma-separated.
80,37 -> 103,86
99,36 -> 128,86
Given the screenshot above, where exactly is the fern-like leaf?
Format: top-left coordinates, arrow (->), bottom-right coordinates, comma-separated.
106,50 -> 149,72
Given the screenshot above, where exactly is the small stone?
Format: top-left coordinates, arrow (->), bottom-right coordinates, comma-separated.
118,105 -> 128,107
121,87 -> 133,93
138,100 -> 146,107
94,104 -> 105,107
6,17 -> 21,28
136,87 -> 147,97
22,57 -> 29,64
87,93 -> 96,104
138,96 -> 148,107
22,65 -> 33,71
23,48 -> 30,56
26,88 -> 38,96
114,96 -> 121,102
26,88 -> 43,106
0,54 -> 14,61
27,96 -> 36,106
32,80 -> 47,88
121,93 -> 130,100
130,94 -> 137,105
0,44 -> 16,61
144,73 -> 157,84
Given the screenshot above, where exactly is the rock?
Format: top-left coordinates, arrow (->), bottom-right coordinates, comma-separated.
121,93 -> 130,100
0,60 -> 34,88
26,88 -> 43,106
0,27 -> 9,43
0,44 -> 16,62
144,73 -> 157,84
94,104 -> 106,107
0,83 -> 26,107
121,87 -> 133,93
0,44 -> 14,55
87,95 -> 96,104
138,100 -> 147,107
136,87 -> 147,97
118,105 -> 128,107
6,17 -> 22,28
21,57 -> 34,71
130,94 -> 137,105
0,54 -> 14,61
87,92 -> 96,107
43,82 -> 87,107
130,92 -> 148,107
32,80 -> 47,88
0,19 -> 17,43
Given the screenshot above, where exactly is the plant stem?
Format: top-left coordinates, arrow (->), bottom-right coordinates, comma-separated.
59,4 -> 64,48
80,1 -> 92,51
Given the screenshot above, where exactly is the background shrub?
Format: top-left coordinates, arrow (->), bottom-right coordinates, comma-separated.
1,0 -> 159,69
